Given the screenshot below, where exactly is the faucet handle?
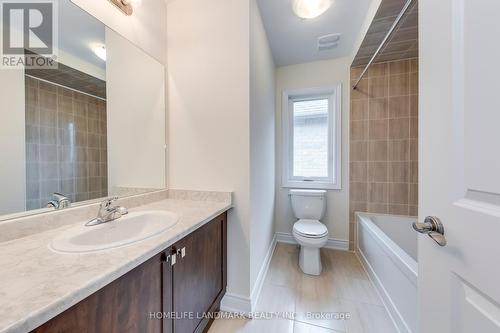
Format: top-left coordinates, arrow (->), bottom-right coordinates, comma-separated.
101,196 -> 119,208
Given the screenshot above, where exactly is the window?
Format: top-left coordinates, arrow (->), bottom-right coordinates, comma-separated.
282,85 -> 342,189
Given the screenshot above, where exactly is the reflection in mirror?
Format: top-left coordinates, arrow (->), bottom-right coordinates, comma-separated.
0,0 -> 166,218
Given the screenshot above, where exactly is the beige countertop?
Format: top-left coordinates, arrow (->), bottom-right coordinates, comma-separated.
0,197 -> 231,333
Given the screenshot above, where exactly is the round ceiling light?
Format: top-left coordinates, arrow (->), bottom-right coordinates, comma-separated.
293,0 -> 333,19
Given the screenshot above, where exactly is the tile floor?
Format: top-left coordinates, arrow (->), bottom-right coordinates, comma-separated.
209,243 -> 397,333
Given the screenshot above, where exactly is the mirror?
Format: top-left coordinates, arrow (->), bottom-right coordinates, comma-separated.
0,0 -> 166,219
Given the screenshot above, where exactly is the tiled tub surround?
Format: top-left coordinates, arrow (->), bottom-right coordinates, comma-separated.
0,189 -> 232,333
349,59 -> 418,249
25,76 -> 108,210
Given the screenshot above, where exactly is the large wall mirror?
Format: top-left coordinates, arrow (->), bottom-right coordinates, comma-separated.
0,0 -> 166,219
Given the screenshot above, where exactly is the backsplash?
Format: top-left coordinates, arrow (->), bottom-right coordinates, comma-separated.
0,189 -> 232,243
349,58 -> 419,249
25,76 -> 108,210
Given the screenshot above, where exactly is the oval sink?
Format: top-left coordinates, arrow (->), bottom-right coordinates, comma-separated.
50,210 -> 179,254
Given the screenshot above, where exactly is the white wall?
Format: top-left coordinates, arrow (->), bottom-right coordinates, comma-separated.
0,68 -> 25,215
70,0 -> 167,65
275,57 -> 351,243
166,0 -> 252,299
106,28 -> 166,190
249,0 -> 276,294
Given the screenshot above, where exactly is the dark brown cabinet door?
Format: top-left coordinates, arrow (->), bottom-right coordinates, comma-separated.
32,254 -> 163,333
172,213 -> 227,333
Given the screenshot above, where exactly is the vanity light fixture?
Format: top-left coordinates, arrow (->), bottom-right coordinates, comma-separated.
108,0 -> 142,16
293,0 -> 333,19
93,45 -> 106,61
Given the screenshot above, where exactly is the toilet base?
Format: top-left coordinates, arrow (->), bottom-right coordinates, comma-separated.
299,246 -> 322,276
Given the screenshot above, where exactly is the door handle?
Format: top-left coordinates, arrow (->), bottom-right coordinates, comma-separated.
413,216 -> 447,247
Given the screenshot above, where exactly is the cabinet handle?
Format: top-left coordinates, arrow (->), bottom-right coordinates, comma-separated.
161,251 -> 177,266
176,247 -> 186,258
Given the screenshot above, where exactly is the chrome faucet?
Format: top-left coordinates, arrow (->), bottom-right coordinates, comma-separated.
47,193 -> 71,210
85,197 -> 128,226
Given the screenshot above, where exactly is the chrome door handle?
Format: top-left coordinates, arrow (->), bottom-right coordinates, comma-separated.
413,216 -> 447,247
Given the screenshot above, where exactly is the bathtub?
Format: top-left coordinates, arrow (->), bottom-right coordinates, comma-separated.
356,212 -> 418,333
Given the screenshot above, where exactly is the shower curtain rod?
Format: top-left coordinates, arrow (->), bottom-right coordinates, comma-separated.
352,0 -> 415,90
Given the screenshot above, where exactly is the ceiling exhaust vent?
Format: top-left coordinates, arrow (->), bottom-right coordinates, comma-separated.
318,33 -> 341,51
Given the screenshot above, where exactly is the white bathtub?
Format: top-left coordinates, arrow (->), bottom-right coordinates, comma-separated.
356,212 -> 418,333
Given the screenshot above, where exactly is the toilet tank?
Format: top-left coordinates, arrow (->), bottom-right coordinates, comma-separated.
290,189 -> 327,220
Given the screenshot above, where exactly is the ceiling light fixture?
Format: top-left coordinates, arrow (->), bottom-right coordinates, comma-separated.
107,0 -> 140,16
293,0 -> 333,19
93,45 -> 106,61
121,0 -> 142,8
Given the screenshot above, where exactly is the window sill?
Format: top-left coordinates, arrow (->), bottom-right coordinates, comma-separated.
281,180 -> 342,190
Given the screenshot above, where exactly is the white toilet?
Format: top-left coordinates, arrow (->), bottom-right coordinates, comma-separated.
290,189 -> 329,276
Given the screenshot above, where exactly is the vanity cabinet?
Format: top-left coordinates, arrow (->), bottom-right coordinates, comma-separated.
32,212 -> 227,333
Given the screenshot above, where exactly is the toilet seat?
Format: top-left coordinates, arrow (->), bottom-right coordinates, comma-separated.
293,219 -> 328,238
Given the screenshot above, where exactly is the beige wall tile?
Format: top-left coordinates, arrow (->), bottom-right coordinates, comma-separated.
350,182 -> 368,202
409,138 -> 418,161
389,74 -> 409,97
352,79 -> 369,100
409,183 -> 418,205
350,141 -> 368,161
410,72 -> 418,95
389,118 -> 410,139
367,203 -> 388,214
369,120 -> 388,140
410,117 -> 418,139
410,95 -> 418,117
350,162 -> 368,182
388,140 -> 409,161
388,204 -> 409,216
351,99 -> 368,120
368,162 -> 388,182
410,161 -> 418,183
388,96 -> 410,118
368,141 -> 388,161
351,120 -> 368,141
368,182 -> 388,204
368,62 -> 388,77
389,183 -> 409,204
410,58 -> 418,73
369,98 -> 388,119
388,161 -> 409,183
369,76 -> 388,98
389,59 -> 410,75
349,59 -> 418,244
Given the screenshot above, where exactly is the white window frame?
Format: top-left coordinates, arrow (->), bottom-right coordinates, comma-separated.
282,85 -> 342,190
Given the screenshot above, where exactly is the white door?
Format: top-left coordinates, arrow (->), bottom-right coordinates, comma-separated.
419,0 -> 500,332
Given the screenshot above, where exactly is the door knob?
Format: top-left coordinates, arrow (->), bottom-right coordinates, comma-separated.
413,216 -> 447,247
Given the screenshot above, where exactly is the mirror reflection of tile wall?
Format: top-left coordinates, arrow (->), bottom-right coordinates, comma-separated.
25,77 -> 108,210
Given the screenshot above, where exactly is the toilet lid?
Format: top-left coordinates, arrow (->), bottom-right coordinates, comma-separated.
293,219 -> 328,238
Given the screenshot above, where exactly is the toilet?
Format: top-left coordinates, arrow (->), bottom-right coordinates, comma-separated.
290,189 -> 329,276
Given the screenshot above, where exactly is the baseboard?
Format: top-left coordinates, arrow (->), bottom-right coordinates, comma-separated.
275,232 -> 349,251
221,234 -> 277,315
250,234 -> 277,310
355,248 -> 408,333
220,293 -> 252,315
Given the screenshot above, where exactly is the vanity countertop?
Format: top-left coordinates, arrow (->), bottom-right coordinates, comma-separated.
0,197 -> 231,333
